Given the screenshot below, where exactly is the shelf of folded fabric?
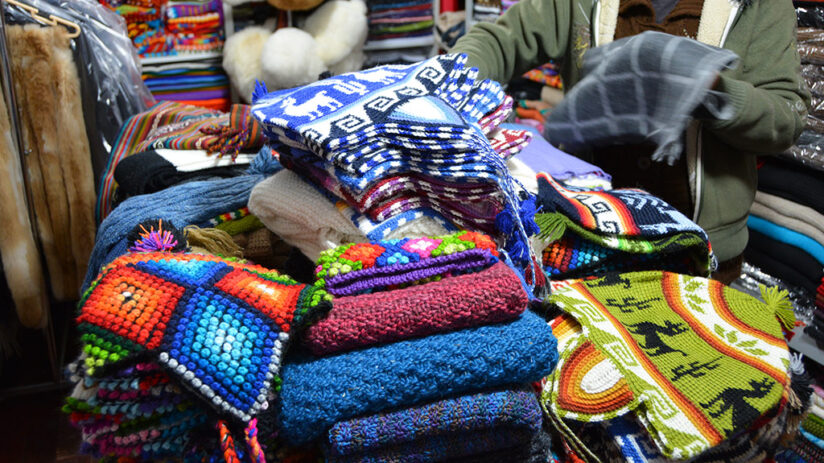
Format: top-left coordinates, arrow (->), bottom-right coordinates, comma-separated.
365,0 -> 437,56
140,50 -> 223,65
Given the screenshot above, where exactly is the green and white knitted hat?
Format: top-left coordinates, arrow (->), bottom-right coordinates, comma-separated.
545,271 -> 793,460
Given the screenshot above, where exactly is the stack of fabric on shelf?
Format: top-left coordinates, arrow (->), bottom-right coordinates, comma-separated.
102,0 -> 225,58
786,11 -> 824,175
272,231 -> 557,461
543,272 -> 804,462
67,220 -> 331,460
472,0 -> 501,23
366,0 -> 435,50
746,158 -> 824,347
250,54 -> 538,263
142,60 -> 231,111
533,172 -> 713,280
778,384 -> 824,462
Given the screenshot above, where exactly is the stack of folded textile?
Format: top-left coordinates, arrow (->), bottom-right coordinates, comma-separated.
251,54 -> 538,261
777,384 -> 824,462
534,172 -> 713,280
67,220 -> 331,460
100,0 -> 165,45
98,101 -> 265,222
142,60 -> 231,111
272,231 -> 558,460
543,271 -> 802,462
745,157 -> 824,345
366,0 -> 435,50
472,0 -> 501,23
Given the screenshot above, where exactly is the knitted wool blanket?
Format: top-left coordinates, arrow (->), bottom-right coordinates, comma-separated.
304,261 -> 527,355
77,244 -> 329,423
313,231 -> 499,297
545,31 -> 737,165
324,386 -> 543,463
81,146 -> 281,293
536,173 -> 712,279
547,271 -> 791,459
275,310 -> 557,444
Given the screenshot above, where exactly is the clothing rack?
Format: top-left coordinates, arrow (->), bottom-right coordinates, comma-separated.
0,0 -> 64,386
4,0 -> 80,37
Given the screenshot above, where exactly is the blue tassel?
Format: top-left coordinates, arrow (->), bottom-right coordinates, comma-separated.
518,195 -> 540,236
247,145 -> 282,176
252,80 -> 269,104
495,208 -> 516,235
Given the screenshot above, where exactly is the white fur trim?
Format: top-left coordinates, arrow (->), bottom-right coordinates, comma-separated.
260,28 -> 328,90
596,0 -> 619,46
223,26 -> 271,103
697,0 -> 735,47
303,0 -> 368,67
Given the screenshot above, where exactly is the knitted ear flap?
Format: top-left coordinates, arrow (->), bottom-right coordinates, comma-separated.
76,218 -> 330,423
547,271 -> 791,460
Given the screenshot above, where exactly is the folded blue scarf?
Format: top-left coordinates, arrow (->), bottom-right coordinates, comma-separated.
275,310 -> 557,445
81,148 -> 281,293
748,215 -> 824,266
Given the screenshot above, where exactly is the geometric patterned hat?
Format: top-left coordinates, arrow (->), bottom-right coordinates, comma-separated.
77,220 -> 330,423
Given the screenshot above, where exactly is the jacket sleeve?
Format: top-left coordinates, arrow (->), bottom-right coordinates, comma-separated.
450,0 -> 574,83
703,2 -> 810,153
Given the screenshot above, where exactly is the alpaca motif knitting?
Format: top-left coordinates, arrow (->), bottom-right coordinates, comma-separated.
536,172 -> 713,279
548,271 -> 790,459
77,250 -> 329,423
304,261 -> 527,355
275,310 -> 558,444
313,230 -> 498,296
325,386 -> 543,463
252,54 -> 538,265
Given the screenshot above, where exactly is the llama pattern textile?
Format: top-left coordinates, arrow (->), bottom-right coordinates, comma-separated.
536,173 -> 713,278
313,231 -> 499,296
275,310 -> 558,445
324,386 -> 543,463
545,31 -> 737,165
547,271 -> 790,459
77,247 -> 329,423
251,54 -> 539,264
304,261 -> 528,355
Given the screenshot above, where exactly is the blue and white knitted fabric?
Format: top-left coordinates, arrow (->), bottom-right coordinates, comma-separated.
252,54 -> 538,265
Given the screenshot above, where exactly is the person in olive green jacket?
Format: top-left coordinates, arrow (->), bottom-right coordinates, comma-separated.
452,0 -> 810,283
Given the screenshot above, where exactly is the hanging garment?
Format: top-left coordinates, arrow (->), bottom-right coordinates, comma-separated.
7,24 -> 96,301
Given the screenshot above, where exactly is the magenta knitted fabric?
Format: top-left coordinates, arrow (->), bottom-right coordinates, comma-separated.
304,261 -> 527,355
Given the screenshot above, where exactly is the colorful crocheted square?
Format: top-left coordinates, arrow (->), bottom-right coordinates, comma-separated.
548,271 -> 790,459
77,252 -> 329,423
313,231 -> 499,296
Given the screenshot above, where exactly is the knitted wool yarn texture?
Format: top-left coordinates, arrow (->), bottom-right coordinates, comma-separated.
77,249 -> 329,423
324,386 -> 543,463
313,230 -> 499,296
304,261 -> 527,355
275,309 -> 558,445
548,271 -> 790,459
82,146 -> 281,293
64,359 -> 208,460
536,173 -> 712,279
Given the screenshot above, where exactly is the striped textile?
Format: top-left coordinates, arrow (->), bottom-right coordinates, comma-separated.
546,271 -> 790,460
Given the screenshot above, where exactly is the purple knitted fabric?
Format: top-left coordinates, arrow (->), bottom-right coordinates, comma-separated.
325,386 -> 543,463
304,261 -> 527,355
313,231 -> 500,297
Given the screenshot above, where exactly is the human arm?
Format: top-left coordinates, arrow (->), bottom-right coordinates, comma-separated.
703,1 -> 810,153
450,0 -> 576,83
